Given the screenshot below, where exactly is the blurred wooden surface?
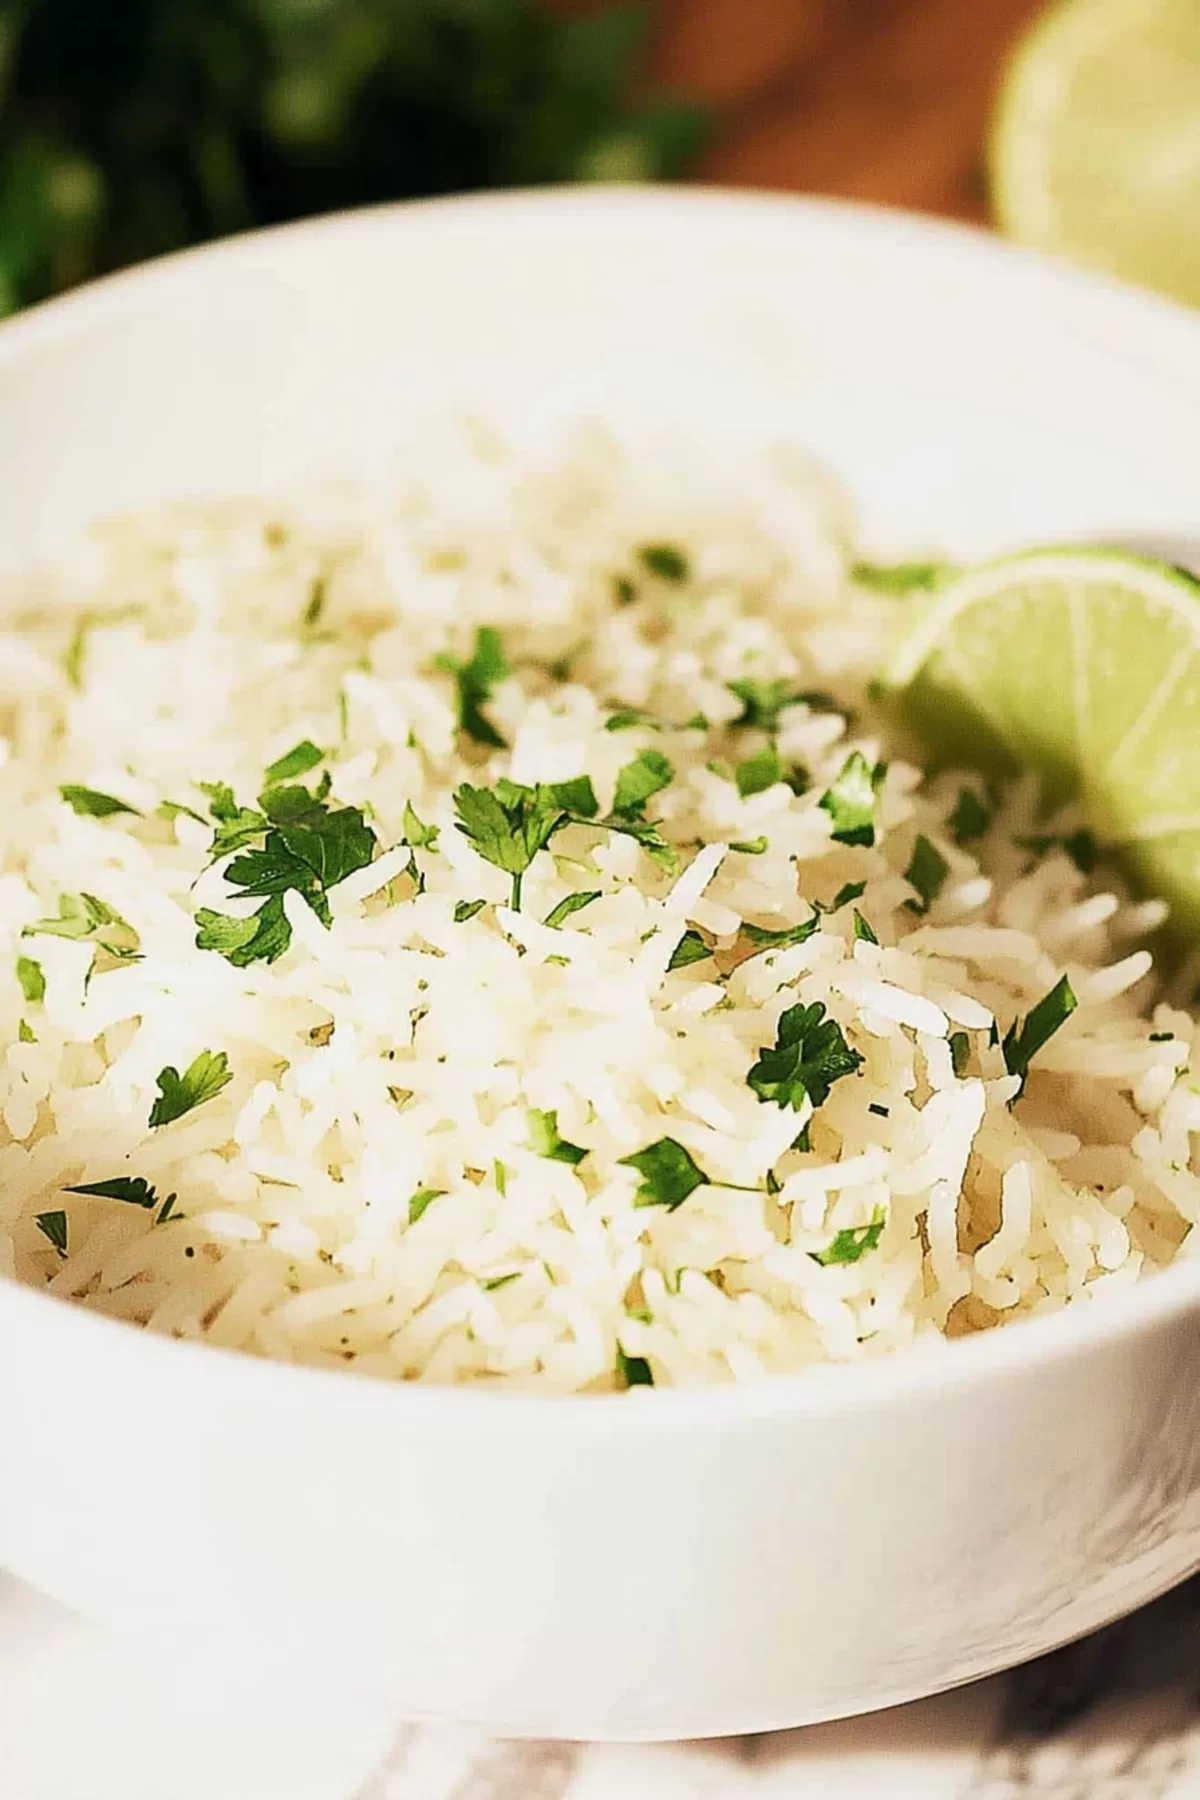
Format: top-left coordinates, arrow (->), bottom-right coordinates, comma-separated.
648,0 -> 1048,222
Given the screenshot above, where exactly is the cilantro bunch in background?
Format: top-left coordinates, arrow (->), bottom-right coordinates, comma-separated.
0,0 -> 708,314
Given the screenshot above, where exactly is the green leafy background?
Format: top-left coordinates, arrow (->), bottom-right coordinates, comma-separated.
0,0 -> 708,313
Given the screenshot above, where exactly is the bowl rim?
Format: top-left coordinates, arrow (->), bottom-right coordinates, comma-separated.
3,181 -> 1200,1434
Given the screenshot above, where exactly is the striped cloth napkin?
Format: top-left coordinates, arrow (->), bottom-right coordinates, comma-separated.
5,1573 -> 1200,1800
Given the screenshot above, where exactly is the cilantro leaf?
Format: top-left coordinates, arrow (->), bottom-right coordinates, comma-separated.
527,1108 -> 588,1166
1015,829 -> 1099,875
158,798 -> 208,827
667,928 -> 711,969
544,890 -> 602,929
620,1137 -> 709,1210
904,835 -> 949,914
825,881 -> 866,911
819,751 -> 885,847
736,744 -> 783,799
727,678 -> 801,735
453,898 -> 487,923
747,1003 -> 863,1112
403,801 -> 440,851
482,1270 -> 520,1292
594,812 -> 680,875
35,1209 -> 68,1255
948,788 -> 991,846
24,893 -> 136,957
263,741 -> 324,787
852,560 -> 946,594
1002,975 -> 1078,1084
545,775 -> 599,819
853,909 -> 878,945
436,625 -> 510,748
453,780 -> 566,910
949,1030 -> 971,1077
616,1346 -> 654,1388
66,1175 -> 159,1209
196,894 -> 292,967
16,956 -> 44,1005
199,782 -> 270,858
60,785 -> 141,819
149,1049 -> 233,1128
613,749 -> 674,818
812,1205 -> 886,1265
605,707 -> 662,732
18,1018 -> 35,1043
636,542 -> 689,583
742,915 -> 819,953
730,836 -> 768,855
408,1186 -> 446,1224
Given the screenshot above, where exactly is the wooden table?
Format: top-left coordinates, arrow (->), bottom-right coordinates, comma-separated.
647,0 -> 1048,223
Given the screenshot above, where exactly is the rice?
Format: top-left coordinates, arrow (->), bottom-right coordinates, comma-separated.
0,419 -> 1195,1391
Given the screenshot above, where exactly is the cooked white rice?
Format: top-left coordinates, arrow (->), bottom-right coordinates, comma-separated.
0,420 -> 1195,1391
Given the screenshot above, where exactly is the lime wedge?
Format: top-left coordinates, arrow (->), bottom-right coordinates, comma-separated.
885,548 -> 1200,938
991,0 -> 1200,308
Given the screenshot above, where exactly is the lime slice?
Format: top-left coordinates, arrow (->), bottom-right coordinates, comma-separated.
885,548 -> 1200,938
991,0 -> 1200,308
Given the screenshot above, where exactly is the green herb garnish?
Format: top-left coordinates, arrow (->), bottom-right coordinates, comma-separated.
727,677 -> 801,735
436,625 -> 510,748
620,1137 -> 709,1210
16,955 -> 44,1004
1015,829 -> 1099,875
747,1003 -> 863,1112
736,744 -> 783,798
729,836 -> 768,855
263,740 -> 324,787
527,1108 -> 588,1166
66,1175 -> 159,1209
1002,975 -> 1078,1084
403,801 -> 440,851
149,1049 -> 233,1128
545,775 -> 600,818
158,798 -> 208,827
948,788 -> 991,845
949,1031 -> 971,1077
453,898 -> 487,923
819,751 -> 885,848
453,779 -> 566,912
25,892 -> 137,958
812,1205 -> 887,1265
904,835 -> 949,914
544,890 -> 601,929
742,915 -> 819,953
35,1209 -> 68,1254
852,560 -> 946,594
18,1019 -> 35,1043
667,928 -> 712,969
612,749 -> 673,817
59,785 -> 141,819
637,542 -> 689,583
616,1346 -> 654,1387
408,1186 -> 446,1225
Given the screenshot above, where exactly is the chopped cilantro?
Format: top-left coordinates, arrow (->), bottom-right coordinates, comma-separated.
263,741 -> 324,787
527,1108 -> 588,1166
819,751 -> 885,847
620,1137 -> 709,1210
16,956 -> 44,1005
408,1186 -> 446,1225
196,896 -> 291,967
149,1050 -> 233,1128
730,836 -> 768,855
812,1205 -> 887,1265
742,915 -> 819,952
793,1122 -> 812,1152
591,811 -> 680,875
25,893 -> 136,958
826,881 -> 866,911
904,835 -> 949,914
35,1210 -> 68,1254
668,929 -> 712,970
1150,1031 -> 1174,1043
453,780 -> 567,911
1015,829 -> 1099,875
868,1102 -> 889,1117
60,785 -> 141,819
435,625 -> 510,748
66,1175 -> 159,1209
158,798 -> 208,827
989,1019 -> 1000,1048
545,775 -> 599,819
613,575 -> 637,606
18,1018 -> 35,1043
402,801 -> 440,851
1003,975 -> 1077,1084
64,620 -> 87,689
736,744 -> 783,798
616,1346 -> 654,1387
544,890 -> 601,929
948,788 -> 991,846
453,898 -> 487,923
747,1003 -> 863,1112
949,1031 -> 971,1077
726,677 -> 800,735
199,782 -> 270,858
302,575 -> 326,630
852,908 -> 878,945
493,1160 -> 508,1196
613,750 -> 674,818
605,707 -> 660,733
482,1270 -> 520,1292
637,542 -> 689,583
852,560 -> 946,594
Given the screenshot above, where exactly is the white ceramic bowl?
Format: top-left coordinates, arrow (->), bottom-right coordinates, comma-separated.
2,189 -> 1200,1743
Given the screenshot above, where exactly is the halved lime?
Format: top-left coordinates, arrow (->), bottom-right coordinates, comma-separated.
885,548 -> 1200,938
991,0 -> 1200,308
